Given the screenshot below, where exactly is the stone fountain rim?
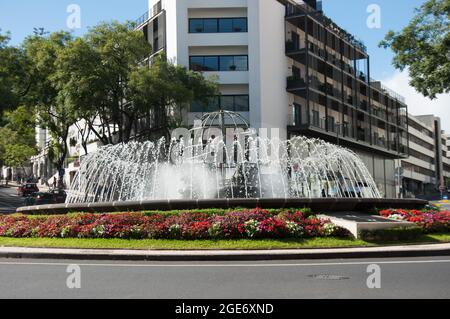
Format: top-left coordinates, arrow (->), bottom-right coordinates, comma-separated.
16,198 -> 428,215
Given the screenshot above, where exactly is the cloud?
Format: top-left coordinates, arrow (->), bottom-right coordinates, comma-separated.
382,70 -> 450,132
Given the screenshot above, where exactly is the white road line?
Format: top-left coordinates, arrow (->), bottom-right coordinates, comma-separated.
0,259 -> 450,268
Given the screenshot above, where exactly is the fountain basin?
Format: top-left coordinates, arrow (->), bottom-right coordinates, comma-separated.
16,198 -> 428,215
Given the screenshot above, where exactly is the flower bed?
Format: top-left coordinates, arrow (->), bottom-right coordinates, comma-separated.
379,209 -> 450,233
0,209 -> 349,240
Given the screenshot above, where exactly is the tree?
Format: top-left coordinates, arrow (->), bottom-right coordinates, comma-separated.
22,31 -> 77,186
0,30 -> 27,122
380,0 -> 450,99
0,106 -> 37,177
129,55 -> 219,140
56,22 -> 218,144
3,144 -> 36,177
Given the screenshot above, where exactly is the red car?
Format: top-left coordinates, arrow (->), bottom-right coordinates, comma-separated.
17,183 -> 39,197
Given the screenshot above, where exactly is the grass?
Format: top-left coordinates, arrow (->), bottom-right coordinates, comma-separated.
0,233 -> 450,250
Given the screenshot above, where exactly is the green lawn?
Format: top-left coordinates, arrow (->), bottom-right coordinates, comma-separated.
1,234 -> 450,250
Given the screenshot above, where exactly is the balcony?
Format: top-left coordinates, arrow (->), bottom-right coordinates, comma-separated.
287,77 -> 307,94
373,135 -> 387,148
285,2 -> 367,54
286,40 -> 305,53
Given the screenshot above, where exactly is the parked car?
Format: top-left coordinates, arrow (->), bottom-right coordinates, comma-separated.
17,183 -> 39,197
49,190 -> 67,203
24,190 -> 67,206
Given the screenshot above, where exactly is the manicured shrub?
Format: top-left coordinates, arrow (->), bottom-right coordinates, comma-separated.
379,209 -> 450,233
0,208 -> 349,240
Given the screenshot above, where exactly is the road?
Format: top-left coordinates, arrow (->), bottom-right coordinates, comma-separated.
0,256 -> 449,299
0,186 -> 24,214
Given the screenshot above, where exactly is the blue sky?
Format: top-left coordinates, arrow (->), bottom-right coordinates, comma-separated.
0,0 -> 424,80
2,0 -> 448,128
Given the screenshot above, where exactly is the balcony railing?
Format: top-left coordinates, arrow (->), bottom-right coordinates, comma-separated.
286,40 -> 305,53
287,77 -> 307,90
285,2 -> 367,53
135,11 -> 150,27
134,2 -> 163,28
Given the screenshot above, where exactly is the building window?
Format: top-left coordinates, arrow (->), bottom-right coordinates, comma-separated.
312,110 -> 320,127
189,55 -> 248,72
191,95 -> 249,112
189,18 -> 248,33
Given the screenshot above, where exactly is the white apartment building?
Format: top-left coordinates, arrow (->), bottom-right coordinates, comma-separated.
138,0 -> 409,198
142,0 -> 291,139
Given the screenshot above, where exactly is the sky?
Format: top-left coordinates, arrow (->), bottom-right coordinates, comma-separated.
1,0 -> 448,130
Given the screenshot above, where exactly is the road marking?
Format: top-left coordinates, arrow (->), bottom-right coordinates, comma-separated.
0,259 -> 450,268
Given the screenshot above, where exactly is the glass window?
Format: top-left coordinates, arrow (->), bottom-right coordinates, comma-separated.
233,56 -> 248,71
207,97 -> 220,112
203,56 -> 219,71
219,19 -> 233,32
190,56 -> 204,71
220,96 -> 235,111
190,56 -> 247,72
203,19 -> 218,33
191,100 -> 205,112
189,19 -> 204,33
219,56 -> 235,71
189,18 -> 247,33
234,96 -> 249,112
232,18 -> 247,32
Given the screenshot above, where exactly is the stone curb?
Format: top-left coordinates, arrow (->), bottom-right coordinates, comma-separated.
1,243 -> 450,261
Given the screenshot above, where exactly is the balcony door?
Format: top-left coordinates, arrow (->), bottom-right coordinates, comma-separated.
291,32 -> 300,51
294,103 -> 302,126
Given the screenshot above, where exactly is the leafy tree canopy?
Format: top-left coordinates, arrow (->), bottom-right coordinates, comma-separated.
380,0 -> 450,99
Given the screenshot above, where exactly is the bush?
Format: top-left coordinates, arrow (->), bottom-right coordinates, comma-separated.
0,209 -> 349,240
379,209 -> 450,233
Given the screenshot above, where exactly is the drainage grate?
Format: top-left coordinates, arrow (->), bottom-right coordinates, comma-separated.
308,274 -> 350,281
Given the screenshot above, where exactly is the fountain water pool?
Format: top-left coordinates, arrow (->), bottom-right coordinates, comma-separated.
65,114 -> 381,204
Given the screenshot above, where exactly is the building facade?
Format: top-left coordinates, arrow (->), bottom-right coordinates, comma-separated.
400,114 -> 450,199
136,0 -> 409,197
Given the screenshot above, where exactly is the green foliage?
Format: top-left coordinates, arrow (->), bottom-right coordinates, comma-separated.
129,55 -> 218,137
0,30 -> 27,122
21,31 -> 77,177
1,21 -> 219,175
0,106 -> 37,170
3,144 -> 35,169
380,0 -> 450,98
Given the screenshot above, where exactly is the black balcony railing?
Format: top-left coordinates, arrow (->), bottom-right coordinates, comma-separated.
285,2 -> 367,53
286,40 -> 303,53
287,77 -> 307,90
135,11 -> 149,27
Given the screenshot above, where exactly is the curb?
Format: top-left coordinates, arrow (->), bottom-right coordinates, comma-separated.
1,244 -> 450,261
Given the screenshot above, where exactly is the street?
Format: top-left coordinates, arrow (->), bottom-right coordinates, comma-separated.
0,186 -> 24,214
0,256 -> 449,299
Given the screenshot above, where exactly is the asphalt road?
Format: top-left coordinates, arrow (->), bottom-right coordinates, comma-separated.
0,186 -> 24,214
0,256 -> 449,299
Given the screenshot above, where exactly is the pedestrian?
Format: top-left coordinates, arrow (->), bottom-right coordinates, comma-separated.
53,177 -> 57,190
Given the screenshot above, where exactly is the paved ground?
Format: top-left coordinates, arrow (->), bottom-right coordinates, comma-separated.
0,256 -> 449,299
0,186 -> 24,214
438,201 -> 450,211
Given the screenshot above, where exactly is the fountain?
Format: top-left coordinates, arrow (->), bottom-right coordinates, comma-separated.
17,111 -> 427,214
65,110 -> 381,203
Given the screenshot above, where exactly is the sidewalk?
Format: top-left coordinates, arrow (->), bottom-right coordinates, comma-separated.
1,243 -> 450,261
